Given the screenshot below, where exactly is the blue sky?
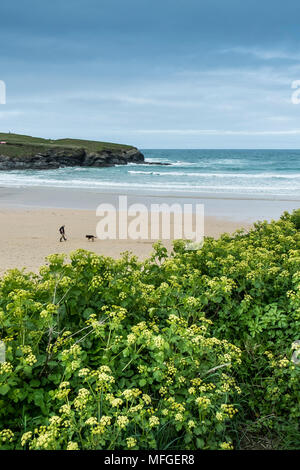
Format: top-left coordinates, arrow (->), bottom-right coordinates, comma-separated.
1,0 -> 300,148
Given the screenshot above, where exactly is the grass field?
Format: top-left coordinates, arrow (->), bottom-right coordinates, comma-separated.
0,133 -> 135,159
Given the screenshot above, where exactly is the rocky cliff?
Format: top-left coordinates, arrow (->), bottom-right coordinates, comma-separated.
0,145 -> 145,170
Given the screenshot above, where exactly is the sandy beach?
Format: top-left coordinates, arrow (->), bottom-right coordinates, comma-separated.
0,207 -> 252,274
0,185 -> 298,274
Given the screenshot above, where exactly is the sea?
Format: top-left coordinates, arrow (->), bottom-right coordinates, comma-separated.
0,149 -> 299,199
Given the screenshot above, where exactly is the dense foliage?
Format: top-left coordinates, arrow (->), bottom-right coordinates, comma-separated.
0,211 -> 299,450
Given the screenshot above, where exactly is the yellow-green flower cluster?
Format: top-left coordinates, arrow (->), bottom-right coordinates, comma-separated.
0,429 -> 14,443
74,388 -> 90,410
59,404 -> 72,415
55,381 -> 71,400
142,394 -> 151,405
67,441 -> 79,450
111,398 -> 123,407
61,344 -> 82,361
126,437 -> 137,448
220,404 -> 238,419
0,361 -> 13,375
187,420 -> 195,429
149,416 -> 160,428
122,388 -> 141,400
116,415 -> 129,429
127,333 -> 136,345
108,306 -> 127,323
85,417 -> 98,426
78,367 -> 90,377
92,366 -> 115,392
19,345 -> 37,366
21,431 -> 32,447
195,396 -> 211,410
278,358 -> 290,368
220,441 -> 234,450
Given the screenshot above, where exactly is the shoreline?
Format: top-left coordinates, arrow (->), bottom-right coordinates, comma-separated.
1,184 -> 300,201
0,186 -> 299,222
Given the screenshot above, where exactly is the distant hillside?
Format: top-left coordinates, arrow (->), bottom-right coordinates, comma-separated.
0,132 -> 144,170
0,132 -> 136,157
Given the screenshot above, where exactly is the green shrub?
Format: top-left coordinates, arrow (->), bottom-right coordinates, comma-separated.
291,208 -> 300,230
0,211 -> 299,449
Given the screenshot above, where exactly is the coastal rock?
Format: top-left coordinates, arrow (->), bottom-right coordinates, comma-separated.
0,147 -> 145,170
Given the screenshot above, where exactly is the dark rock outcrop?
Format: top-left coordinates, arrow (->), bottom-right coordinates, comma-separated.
0,147 -> 146,170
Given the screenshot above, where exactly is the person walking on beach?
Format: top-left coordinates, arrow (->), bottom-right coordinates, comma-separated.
59,225 -> 67,242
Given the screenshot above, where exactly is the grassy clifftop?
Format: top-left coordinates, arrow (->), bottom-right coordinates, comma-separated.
0,132 -> 136,159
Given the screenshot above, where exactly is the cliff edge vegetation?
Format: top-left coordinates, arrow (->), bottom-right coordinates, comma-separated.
0,132 -> 144,169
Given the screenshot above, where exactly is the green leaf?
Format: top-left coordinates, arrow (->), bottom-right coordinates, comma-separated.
196,438 -> 205,448
29,379 -> 41,387
0,384 -> 10,395
33,389 -> 44,407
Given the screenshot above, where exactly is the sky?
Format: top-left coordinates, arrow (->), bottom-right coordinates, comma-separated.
1,0 -> 300,148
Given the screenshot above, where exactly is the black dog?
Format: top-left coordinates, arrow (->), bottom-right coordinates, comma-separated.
86,235 -> 96,242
